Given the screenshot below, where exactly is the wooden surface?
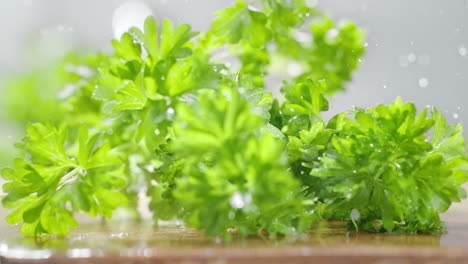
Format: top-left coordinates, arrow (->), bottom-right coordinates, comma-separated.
0,200 -> 467,264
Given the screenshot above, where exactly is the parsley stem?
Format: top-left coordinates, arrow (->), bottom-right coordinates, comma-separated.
57,167 -> 84,190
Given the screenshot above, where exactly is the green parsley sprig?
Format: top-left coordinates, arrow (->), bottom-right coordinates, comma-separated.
1,0 -> 465,239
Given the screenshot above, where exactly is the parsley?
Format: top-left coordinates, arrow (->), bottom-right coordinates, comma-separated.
172,86 -> 315,240
0,0 -> 466,239
2,124 -> 127,235
307,99 -> 468,232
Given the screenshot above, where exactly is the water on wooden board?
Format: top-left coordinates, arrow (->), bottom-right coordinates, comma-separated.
0,206 -> 467,260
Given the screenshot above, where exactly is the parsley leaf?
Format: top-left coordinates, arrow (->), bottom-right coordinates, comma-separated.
172,87 -> 316,240
2,124 -> 127,235
307,99 -> 468,232
2,0 -> 465,240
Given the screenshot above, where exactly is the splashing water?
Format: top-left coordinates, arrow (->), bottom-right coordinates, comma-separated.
407,53 -> 417,63
229,192 -> 252,209
418,78 -> 429,88
459,45 -> 467,57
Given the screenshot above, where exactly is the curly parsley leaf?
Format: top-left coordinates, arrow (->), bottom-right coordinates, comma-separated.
172,87 -> 316,240
282,18 -> 366,95
5,0 -> 463,240
211,0 -> 271,47
206,0 -> 365,92
305,99 -> 468,232
279,79 -> 329,136
1,124 -> 127,235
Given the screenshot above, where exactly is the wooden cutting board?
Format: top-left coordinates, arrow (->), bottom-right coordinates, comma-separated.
1,201 -> 467,264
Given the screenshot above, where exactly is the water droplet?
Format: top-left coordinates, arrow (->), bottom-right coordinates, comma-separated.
112,1 -> 153,39
220,69 -> 229,75
288,227 -> 297,233
57,83 -> 78,99
230,192 -> 245,209
418,78 -> 429,88
453,113 -> 459,119
407,53 -> 417,63
458,45 -> 467,57
247,5 -> 261,12
351,209 -> 361,220
179,93 -> 197,104
325,28 -> 339,43
383,85 -> 387,89
166,107 -> 175,120
145,165 -> 155,173
154,129 -> 161,135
